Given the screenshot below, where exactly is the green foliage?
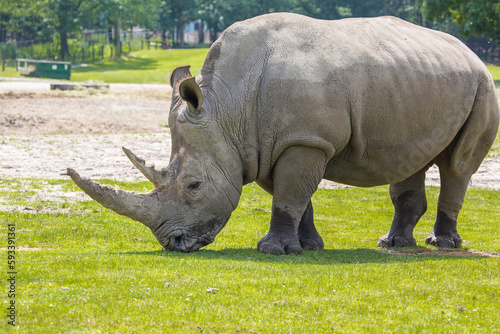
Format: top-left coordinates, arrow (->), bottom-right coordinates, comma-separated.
0,178 -> 499,332
2,0 -> 498,57
422,0 -> 500,43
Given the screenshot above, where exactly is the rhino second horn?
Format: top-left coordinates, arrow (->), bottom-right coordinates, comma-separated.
64,168 -> 161,228
122,147 -> 168,189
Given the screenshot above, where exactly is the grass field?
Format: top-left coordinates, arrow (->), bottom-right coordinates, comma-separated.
70,49 -> 209,83
0,49 -> 209,83
1,178 -> 499,333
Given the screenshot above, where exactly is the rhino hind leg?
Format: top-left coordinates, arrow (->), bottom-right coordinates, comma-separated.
425,168 -> 468,248
427,82 -> 499,248
257,146 -> 327,255
378,167 -> 428,247
298,201 -> 324,250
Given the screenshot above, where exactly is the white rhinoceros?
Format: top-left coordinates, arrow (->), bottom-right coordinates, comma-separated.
67,13 -> 499,254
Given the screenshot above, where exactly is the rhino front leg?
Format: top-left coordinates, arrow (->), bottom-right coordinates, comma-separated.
378,167 -> 428,247
256,188 -> 324,252
257,146 -> 326,255
298,201 -> 324,250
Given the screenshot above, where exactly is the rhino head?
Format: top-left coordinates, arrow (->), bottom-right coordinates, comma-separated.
66,66 -> 244,252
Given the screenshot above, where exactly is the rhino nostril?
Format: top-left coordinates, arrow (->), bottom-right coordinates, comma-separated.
174,236 -> 182,251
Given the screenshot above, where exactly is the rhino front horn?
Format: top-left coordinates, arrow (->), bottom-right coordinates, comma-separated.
64,168 -> 162,228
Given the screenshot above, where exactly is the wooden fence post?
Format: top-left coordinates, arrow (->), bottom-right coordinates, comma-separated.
82,47 -> 85,63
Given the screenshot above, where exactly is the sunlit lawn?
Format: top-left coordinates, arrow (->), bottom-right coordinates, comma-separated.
70,48 -> 209,83
0,48 -> 209,84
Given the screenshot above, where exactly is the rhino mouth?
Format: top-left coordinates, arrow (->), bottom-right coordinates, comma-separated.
164,219 -> 228,252
163,234 -> 213,252
159,229 -> 215,252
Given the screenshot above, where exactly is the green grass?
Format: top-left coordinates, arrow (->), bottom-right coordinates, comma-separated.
0,48 -> 209,84
0,64 -> 20,78
70,49 -> 209,83
1,178 -> 499,333
487,65 -> 500,87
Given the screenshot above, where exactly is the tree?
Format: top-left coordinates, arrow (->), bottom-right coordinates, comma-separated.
45,0 -> 98,59
157,1 -> 173,45
99,0 -> 160,51
197,0 -> 253,42
314,0 -> 343,20
0,0 -> 48,44
421,0 -> 500,43
196,0 -> 321,43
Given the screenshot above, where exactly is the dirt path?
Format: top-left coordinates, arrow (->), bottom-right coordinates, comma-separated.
1,79 -> 499,190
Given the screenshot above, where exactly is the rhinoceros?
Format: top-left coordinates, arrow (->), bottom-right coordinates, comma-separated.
66,13 -> 499,254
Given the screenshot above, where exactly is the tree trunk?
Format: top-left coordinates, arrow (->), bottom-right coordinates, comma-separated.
177,24 -> 185,47
108,28 -> 113,44
210,29 -> 217,43
60,31 -> 69,60
0,21 -> 6,43
113,18 -> 121,50
177,12 -> 184,47
198,20 -> 204,44
161,29 -> 167,44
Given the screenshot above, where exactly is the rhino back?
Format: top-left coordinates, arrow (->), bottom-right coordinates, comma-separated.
199,13 -> 495,186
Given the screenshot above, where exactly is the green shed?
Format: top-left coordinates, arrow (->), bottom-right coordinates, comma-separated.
17,59 -> 71,80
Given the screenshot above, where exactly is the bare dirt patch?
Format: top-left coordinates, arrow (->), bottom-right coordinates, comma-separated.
0,89 -> 171,135
1,79 -> 499,189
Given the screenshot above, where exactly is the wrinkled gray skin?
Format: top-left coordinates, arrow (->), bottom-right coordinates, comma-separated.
67,13 -> 499,254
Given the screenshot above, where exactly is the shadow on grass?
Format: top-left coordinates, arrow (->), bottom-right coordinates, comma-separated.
117,247 -> 493,265
72,56 -> 157,73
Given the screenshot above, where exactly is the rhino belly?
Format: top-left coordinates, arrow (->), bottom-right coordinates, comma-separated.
321,75 -> 477,187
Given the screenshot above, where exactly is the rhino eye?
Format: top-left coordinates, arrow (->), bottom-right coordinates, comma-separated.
188,181 -> 201,190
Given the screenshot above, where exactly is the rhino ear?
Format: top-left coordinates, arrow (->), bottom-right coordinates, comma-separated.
170,65 -> 192,89
179,77 -> 204,114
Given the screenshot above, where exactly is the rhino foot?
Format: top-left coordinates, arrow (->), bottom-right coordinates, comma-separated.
299,234 -> 324,250
377,233 -> 417,247
425,231 -> 462,248
257,234 -> 303,255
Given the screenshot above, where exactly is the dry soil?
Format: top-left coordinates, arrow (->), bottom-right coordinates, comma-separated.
1,78 -> 499,189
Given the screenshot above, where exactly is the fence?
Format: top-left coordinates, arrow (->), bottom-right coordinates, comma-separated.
1,39 -> 147,61
3,28 -> 499,69
0,27 -> 166,71
466,36 -> 500,64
